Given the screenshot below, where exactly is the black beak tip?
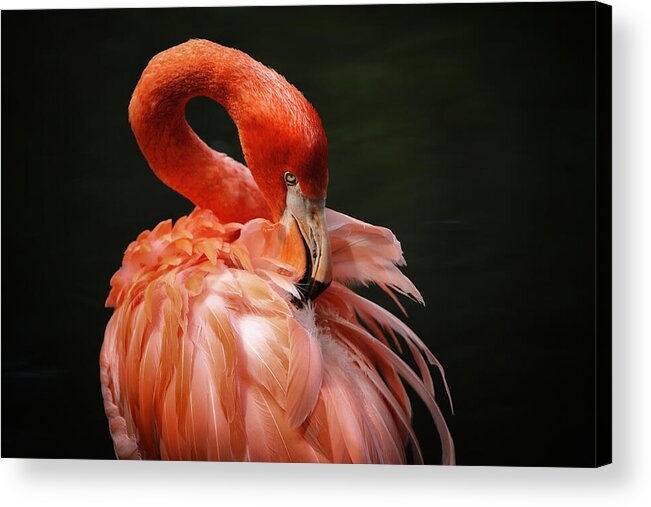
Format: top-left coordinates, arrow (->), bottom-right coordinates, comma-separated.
308,280 -> 331,301
290,279 -> 331,308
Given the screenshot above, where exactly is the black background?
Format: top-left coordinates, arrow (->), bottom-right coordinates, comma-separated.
2,3 -> 603,466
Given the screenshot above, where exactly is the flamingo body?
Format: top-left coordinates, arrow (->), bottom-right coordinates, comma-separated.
101,40 -> 454,464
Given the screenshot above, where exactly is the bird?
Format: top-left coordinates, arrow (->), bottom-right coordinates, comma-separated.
100,39 -> 454,464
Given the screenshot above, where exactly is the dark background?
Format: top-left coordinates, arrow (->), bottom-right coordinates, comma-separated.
2,3 -> 604,466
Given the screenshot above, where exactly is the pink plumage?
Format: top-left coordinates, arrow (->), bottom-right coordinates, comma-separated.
101,39 -> 454,464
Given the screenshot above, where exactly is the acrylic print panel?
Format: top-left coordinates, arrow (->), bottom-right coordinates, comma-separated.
1,2 -> 611,466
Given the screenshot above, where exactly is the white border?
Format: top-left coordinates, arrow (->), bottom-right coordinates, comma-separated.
2,0 -> 650,505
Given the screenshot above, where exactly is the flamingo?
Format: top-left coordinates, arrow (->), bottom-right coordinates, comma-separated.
100,39 -> 454,464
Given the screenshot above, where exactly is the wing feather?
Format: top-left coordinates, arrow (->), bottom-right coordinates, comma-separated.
286,318 -> 324,427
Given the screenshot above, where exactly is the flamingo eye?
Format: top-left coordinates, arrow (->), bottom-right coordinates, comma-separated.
284,172 -> 298,186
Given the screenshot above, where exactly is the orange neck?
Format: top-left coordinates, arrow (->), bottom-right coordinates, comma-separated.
129,39 -> 326,223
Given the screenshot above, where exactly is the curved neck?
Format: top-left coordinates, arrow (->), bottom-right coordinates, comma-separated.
129,40 -> 319,223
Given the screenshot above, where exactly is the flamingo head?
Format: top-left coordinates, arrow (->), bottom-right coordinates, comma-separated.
239,99 -> 332,303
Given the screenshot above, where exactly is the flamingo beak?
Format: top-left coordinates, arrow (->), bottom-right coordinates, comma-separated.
284,186 -> 333,303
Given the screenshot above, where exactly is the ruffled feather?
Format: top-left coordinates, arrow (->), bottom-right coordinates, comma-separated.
101,206 -> 454,464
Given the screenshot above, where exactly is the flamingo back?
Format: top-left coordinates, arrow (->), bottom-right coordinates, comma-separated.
101,209 -> 454,464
